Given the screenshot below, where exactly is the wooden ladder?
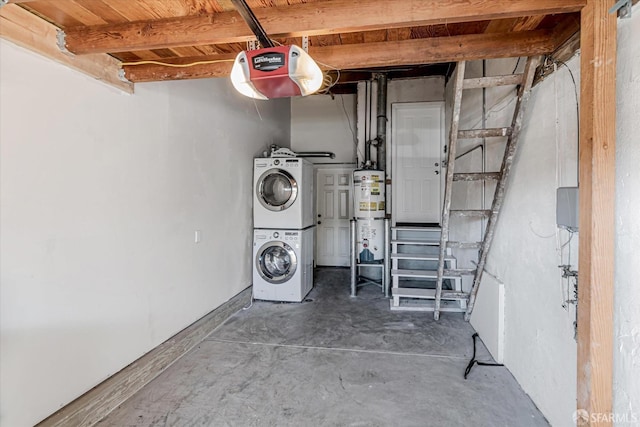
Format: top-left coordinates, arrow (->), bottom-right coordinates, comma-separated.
433,56 -> 540,321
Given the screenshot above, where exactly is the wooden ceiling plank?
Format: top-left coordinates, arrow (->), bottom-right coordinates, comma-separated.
485,18 -> 517,34
0,4 -> 132,93
61,0 -> 586,54
386,27 -> 412,42
72,0 -> 132,25
215,0 -> 236,12
123,28 -> 557,83
362,29 -> 388,44
36,0 -> 109,26
511,15 -> 546,32
18,3 -> 86,28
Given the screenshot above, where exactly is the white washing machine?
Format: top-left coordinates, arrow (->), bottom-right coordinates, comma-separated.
253,227 -> 314,302
253,157 -> 314,229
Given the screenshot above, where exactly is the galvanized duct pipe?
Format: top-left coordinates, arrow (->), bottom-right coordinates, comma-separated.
375,73 -> 388,171
295,151 -> 336,159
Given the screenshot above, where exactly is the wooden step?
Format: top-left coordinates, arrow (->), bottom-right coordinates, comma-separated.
391,239 -> 440,246
391,269 -> 474,278
390,253 -> 454,262
450,209 -> 491,218
442,291 -> 470,300
447,241 -> 482,249
390,298 -> 465,313
453,172 -> 501,181
462,73 -> 523,89
458,127 -> 512,139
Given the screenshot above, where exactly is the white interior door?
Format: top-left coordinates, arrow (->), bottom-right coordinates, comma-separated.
316,167 -> 353,266
392,102 -> 444,224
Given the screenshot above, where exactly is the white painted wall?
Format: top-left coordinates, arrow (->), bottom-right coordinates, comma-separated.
614,6 -> 640,423
290,94 -> 357,164
0,39 -> 290,427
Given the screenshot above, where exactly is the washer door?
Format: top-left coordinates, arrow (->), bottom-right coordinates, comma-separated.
256,169 -> 298,211
256,241 -> 297,284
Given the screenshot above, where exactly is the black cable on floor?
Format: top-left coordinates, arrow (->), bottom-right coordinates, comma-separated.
464,333 -> 504,379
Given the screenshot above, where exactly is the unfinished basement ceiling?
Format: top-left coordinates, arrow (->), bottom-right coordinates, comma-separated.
17,0 -> 582,89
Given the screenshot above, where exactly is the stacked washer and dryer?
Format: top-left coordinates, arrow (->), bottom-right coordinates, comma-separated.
252,157 -> 315,302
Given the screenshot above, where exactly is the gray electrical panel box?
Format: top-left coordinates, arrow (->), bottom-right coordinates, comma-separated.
556,187 -> 579,231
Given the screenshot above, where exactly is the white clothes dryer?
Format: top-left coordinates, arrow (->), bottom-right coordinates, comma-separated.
253,227 -> 314,302
253,157 -> 314,229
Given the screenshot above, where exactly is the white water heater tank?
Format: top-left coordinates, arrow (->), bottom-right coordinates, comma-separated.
356,218 -> 385,263
353,170 -> 385,219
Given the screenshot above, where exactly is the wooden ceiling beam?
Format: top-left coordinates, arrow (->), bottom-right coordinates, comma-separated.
123,28 -> 558,83
0,4 -> 132,93
61,0 -> 586,55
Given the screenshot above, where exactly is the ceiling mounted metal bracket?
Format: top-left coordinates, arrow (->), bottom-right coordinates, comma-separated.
302,36 -> 309,53
609,0 -> 632,18
55,29 -> 74,56
231,0 -> 274,48
247,40 -> 259,51
117,69 -> 131,83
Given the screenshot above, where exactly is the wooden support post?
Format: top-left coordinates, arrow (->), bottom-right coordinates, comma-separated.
577,0 -> 616,424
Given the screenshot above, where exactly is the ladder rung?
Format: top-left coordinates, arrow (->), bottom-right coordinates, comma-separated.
390,253 -> 455,262
391,239 -> 440,246
441,291 -> 470,300
458,128 -> 512,139
446,268 -> 477,276
453,172 -> 501,181
447,241 -> 482,249
450,209 -> 491,218
462,74 -> 523,89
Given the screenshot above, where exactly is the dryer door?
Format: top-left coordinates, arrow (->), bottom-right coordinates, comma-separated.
256,241 -> 298,284
256,169 -> 298,211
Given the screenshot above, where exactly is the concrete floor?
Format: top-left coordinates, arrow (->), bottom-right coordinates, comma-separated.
98,268 -> 548,427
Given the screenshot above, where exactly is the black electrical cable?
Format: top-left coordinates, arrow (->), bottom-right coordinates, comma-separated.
512,57 -> 521,74
464,333 -> 504,379
553,59 -> 580,145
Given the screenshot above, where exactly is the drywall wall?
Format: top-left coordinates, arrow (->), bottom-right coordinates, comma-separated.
0,39 -> 290,427
614,6 -> 640,423
290,94 -> 357,164
458,56 -> 580,427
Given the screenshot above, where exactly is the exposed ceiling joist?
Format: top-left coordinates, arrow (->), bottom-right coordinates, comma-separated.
0,4 -> 132,93
123,27 -> 564,83
60,0 -> 586,55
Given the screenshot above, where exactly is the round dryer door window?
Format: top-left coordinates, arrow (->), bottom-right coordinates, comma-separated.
257,169 -> 298,211
256,242 -> 297,284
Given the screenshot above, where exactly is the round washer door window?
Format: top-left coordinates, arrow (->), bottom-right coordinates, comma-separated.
256,242 -> 297,284
257,169 -> 298,211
